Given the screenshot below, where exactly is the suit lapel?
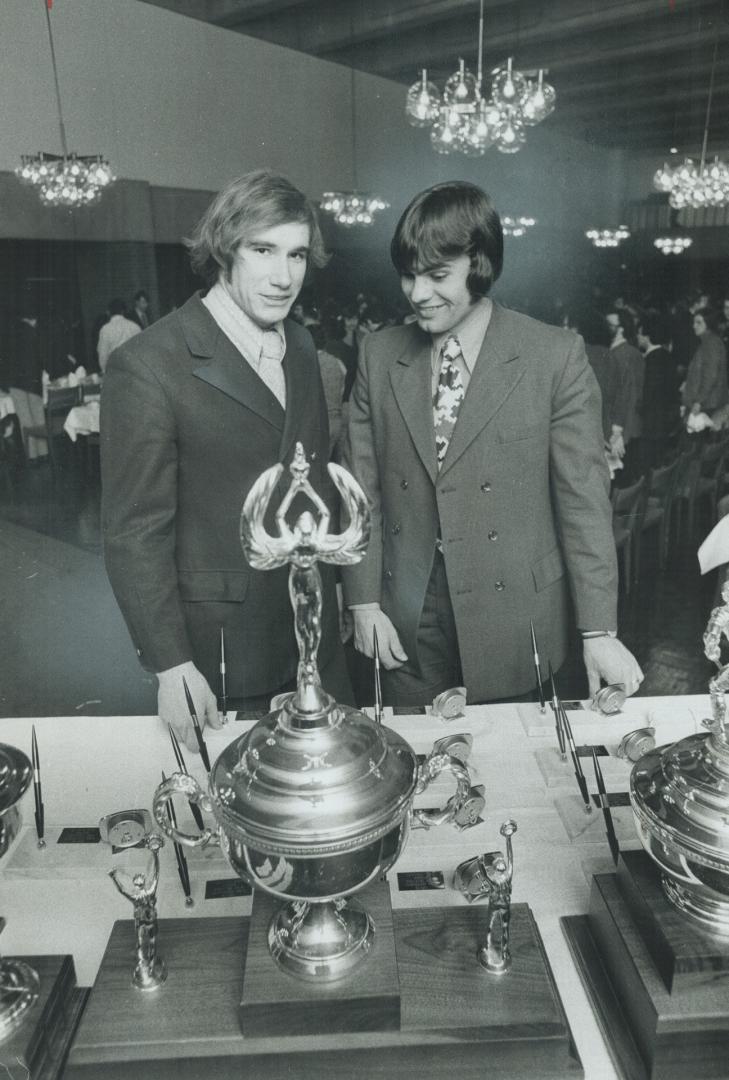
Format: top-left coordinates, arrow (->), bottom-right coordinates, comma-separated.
439,304 -> 525,476
182,294 -> 285,433
389,328 -> 438,484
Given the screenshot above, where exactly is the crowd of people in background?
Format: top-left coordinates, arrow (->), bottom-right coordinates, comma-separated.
286,284 -> 729,487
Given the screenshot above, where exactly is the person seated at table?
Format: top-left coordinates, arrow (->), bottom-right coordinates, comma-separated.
98,299 -> 141,374
101,170 -> 352,753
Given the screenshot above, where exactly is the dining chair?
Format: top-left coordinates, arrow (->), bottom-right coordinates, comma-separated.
40,385 -> 83,469
611,474 -> 647,594
672,438 -> 729,544
639,456 -> 682,574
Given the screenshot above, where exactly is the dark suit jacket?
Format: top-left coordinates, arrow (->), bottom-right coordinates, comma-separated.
100,293 -> 339,699
342,304 -> 617,700
640,346 -> 680,439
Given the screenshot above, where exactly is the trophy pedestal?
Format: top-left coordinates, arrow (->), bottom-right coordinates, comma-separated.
0,954 -> 84,1080
562,851 -> 729,1079
66,894 -> 581,1079
241,880 -> 400,1035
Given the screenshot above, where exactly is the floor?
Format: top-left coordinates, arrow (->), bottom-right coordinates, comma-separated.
0,437 -> 720,717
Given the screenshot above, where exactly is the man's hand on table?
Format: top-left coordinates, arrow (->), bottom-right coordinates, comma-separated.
157,660 -> 223,753
583,636 -> 644,700
351,607 -> 408,669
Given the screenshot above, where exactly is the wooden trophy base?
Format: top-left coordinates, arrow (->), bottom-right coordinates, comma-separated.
0,954 -> 85,1080
562,851 -> 729,1080
66,884 -> 581,1080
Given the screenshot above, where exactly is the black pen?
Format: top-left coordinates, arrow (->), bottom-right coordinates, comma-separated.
591,748 -> 619,864
182,676 -> 211,772
168,724 -> 205,833
547,662 -> 567,761
372,625 -> 383,725
219,627 -> 227,721
559,703 -> 592,814
161,771 -> 193,906
530,620 -> 546,713
31,725 -> 45,849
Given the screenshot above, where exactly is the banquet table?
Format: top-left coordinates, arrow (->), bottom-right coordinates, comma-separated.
63,400 -> 100,442
0,392 -> 16,420
0,695 -> 711,1079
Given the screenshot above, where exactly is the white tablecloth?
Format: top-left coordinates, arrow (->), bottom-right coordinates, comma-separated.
0,392 -> 16,421
0,696 -> 708,1078
63,399 -> 100,441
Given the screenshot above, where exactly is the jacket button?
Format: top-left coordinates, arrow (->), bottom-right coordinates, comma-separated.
400,479 -> 408,489
481,482 -> 491,493
494,580 -> 505,591
488,530 -> 498,541
392,523 -> 401,535
385,570 -> 393,579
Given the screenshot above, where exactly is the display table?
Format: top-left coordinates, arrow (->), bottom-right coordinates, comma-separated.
0,696 -> 711,1079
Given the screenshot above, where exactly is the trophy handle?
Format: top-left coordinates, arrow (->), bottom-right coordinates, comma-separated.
152,773 -> 218,848
411,750 -> 472,830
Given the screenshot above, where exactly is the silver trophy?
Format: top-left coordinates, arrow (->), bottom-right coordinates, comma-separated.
154,444 -> 472,982
631,573 -> 729,934
0,745 -> 40,1041
109,834 -> 167,991
454,820 -> 517,974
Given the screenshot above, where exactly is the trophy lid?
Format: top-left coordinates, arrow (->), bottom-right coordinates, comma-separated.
0,744 -> 32,813
210,701 -> 418,854
631,730 -> 729,866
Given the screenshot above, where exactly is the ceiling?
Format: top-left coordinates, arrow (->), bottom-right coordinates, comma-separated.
141,0 -> 729,154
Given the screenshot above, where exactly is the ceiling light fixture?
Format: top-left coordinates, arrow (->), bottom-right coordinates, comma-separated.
321,67 -> 389,228
654,236 -> 693,255
586,227 -> 630,248
653,38 -> 728,209
405,0 -> 555,156
501,215 -> 536,237
15,0 -> 115,207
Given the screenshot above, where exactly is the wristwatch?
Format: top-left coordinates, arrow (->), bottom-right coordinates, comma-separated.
580,630 -> 617,639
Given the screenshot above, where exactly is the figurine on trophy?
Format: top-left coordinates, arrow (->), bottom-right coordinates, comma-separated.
454,820 -> 517,974
109,834 -> 167,991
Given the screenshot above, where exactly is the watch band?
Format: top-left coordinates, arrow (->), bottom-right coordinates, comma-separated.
580,630 -> 617,639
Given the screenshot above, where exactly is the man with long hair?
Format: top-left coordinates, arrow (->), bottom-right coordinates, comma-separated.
102,170 -> 351,749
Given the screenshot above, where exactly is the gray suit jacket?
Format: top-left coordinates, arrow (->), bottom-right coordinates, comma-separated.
342,304 -> 617,700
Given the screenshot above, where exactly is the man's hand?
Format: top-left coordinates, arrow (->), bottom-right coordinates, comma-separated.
157,660 -> 223,753
582,637 -> 643,700
352,608 -> 408,669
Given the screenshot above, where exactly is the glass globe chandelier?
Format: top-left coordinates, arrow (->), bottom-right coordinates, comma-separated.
405,0 -> 555,156
501,215 -> 536,237
321,70 -> 389,228
15,0 -> 115,207
654,236 -> 693,255
652,38 -> 728,210
585,227 -> 630,249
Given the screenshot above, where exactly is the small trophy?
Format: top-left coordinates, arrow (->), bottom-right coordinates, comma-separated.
454,820 -> 517,974
109,834 -> 167,991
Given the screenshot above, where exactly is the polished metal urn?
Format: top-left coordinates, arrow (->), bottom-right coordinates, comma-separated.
154,445 -> 471,980
630,576 -> 729,936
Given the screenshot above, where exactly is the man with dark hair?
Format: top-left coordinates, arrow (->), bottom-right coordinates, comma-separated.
342,181 -> 642,706
102,170 -> 351,750
131,290 -> 151,330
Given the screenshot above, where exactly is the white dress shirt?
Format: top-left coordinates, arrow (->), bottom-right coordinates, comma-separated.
202,282 -> 287,408
98,315 -> 141,373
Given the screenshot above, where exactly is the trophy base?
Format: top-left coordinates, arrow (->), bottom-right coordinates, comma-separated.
244,881 -> 397,1035
0,958 -> 40,1040
65,898 -> 582,1079
562,852 -> 729,1080
268,897 -> 375,983
0,954 -> 83,1080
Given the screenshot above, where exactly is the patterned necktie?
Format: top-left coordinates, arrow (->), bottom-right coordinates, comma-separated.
260,329 -> 286,408
433,334 -> 467,468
